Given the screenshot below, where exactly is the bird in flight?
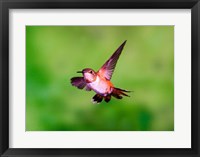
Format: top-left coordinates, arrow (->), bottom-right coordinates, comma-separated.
70,40 -> 130,103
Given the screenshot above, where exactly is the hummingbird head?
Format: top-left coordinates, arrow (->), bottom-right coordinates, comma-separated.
77,68 -> 97,82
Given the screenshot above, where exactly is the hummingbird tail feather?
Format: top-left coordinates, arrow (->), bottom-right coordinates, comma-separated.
104,95 -> 111,103
92,94 -> 103,104
111,87 -> 130,99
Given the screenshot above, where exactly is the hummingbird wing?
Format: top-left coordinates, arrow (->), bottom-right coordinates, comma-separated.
71,77 -> 91,91
98,40 -> 127,80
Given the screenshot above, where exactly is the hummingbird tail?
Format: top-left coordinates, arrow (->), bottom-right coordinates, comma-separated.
111,87 -> 130,99
92,94 -> 103,104
104,95 -> 111,103
92,87 -> 130,104
92,94 -> 112,103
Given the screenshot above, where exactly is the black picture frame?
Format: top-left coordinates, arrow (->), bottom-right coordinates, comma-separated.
0,0 -> 199,156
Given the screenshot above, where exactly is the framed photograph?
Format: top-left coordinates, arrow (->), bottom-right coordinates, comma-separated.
0,0 -> 199,156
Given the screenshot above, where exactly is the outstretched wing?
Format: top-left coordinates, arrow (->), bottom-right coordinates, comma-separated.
70,77 -> 91,91
98,40 -> 127,80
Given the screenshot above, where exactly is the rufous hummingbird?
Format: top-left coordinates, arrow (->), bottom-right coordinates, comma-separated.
70,40 -> 130,103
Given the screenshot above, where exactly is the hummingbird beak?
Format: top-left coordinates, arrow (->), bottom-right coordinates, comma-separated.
77,71 -> 83,73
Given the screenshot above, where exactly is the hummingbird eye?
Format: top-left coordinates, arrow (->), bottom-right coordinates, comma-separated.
89,71 -> 92,74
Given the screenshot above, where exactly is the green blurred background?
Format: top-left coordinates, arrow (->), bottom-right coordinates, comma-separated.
26,26 -> 174,131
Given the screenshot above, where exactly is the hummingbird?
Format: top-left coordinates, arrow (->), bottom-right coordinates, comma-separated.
70,40 -> 130,103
